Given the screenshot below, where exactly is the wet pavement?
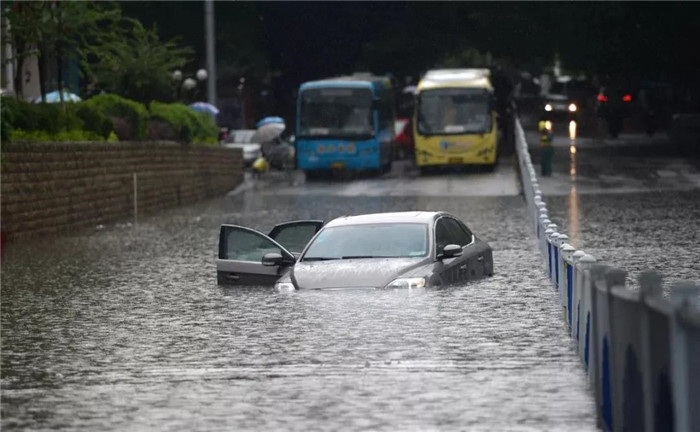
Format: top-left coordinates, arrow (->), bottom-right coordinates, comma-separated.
1,158 -> 598,431
527,129 -> 700,290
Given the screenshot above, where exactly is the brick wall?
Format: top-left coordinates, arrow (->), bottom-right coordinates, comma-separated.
1,141 -> 243,240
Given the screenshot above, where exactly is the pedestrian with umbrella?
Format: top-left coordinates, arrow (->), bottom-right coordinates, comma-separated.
251,116 -> 295,174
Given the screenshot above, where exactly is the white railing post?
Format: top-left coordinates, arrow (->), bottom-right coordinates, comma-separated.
638,271 -> 663,432
669,281 -> 700,432
577,254 -> 597,371
538,212 -> 548,241
540,218 -> 551,254
550,232 -> 561,288
544,228 -> 554,273
556,234 -> 569,292
560,243 -> 576,332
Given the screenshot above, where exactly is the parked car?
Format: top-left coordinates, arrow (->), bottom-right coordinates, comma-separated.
221,129 -> 262,167
216,211 -> 493,290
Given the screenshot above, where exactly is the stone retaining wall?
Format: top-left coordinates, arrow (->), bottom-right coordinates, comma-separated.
1,141 -> 243,241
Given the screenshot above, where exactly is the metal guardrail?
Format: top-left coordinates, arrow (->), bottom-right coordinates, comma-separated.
513,117 -> 700,432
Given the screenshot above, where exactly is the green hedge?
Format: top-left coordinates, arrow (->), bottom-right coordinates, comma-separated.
70,104 -> 113,139
1,98 -> 115,142
2,97 -> 82,133
1,95 -> 217,144
84,94 -> 149,140
191,111 -> 219,144
148,101 -> 218,144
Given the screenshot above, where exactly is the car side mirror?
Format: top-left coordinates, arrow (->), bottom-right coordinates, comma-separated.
262,252 -> 293,266
440,244 -> 463,259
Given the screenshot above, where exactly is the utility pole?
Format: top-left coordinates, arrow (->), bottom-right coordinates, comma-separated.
205,0 -> 217,106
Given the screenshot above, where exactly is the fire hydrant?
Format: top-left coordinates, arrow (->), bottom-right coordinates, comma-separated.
539,120 -> 554,176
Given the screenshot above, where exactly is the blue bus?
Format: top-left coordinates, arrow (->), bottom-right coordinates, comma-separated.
295,75 -> 396,176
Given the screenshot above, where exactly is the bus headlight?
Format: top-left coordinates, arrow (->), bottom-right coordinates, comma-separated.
568,103 -> 577,112
545,104 -> 553,112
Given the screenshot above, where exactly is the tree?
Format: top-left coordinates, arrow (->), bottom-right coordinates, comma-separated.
85,19 -> 193,103
4,1 -> 123,104
3,1 -> 44,100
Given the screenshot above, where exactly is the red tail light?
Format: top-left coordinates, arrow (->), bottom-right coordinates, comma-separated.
622,94 -> 632,102
597,94 -> 608,102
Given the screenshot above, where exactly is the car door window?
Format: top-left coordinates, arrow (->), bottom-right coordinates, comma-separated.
435,217 -> 472,256
268,221 -> 324,253
435,219 -> 453,255
458,221 -> 473,241
221,227 -> 285,262
443,218 -> 472,246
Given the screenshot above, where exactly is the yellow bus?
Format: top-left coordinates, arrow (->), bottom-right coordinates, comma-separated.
413,69 -> 498,172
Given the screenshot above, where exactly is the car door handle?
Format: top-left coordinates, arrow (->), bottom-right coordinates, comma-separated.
459,264 -> 467,270
225,273 -> 240,281
477,256 -> 484,262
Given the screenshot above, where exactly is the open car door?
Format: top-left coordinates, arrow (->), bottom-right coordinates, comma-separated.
268,220 -> 324,256
217,220 -> 324,286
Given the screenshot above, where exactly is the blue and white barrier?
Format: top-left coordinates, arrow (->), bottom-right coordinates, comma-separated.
513,116 -> 700,432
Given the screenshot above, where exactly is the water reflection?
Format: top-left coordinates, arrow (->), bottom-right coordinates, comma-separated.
568,135 -> 580,246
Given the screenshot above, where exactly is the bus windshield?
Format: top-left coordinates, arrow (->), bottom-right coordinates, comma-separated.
299,88 -> 375,139
417,88 -> 491,135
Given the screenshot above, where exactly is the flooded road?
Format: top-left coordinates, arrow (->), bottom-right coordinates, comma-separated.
1,161 -> 598,431
527,131 -> 700,289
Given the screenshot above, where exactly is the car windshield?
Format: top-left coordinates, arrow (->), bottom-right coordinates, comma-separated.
417,87 -> 491,135
302,223 -> 428,261
298,87 -> 375,138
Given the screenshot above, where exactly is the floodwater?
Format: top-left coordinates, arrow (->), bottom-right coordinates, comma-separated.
527,131 -> 700,290
1,166 -> 598,431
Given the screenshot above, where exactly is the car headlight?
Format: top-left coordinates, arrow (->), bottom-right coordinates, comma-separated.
544,104 -> 553,112
384,277 -> 426,289
568,103 -> 577,112
275,282 -> 295,292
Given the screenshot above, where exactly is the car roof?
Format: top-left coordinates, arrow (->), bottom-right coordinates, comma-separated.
324,211 -> 444,228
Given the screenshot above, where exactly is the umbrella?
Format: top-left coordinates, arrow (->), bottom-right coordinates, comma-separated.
33,90 -> 82,103
256,116 -> 285,128
252,117 -> 285,143
189,102 -> 220,115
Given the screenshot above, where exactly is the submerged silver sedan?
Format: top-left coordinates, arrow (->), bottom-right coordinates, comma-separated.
216,211 -> 493,290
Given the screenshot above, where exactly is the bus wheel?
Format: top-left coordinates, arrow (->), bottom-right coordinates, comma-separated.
419,166 -> 431,176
